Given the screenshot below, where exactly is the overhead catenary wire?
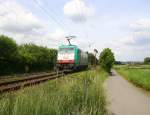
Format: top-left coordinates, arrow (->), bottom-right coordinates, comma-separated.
32,0 -> 69,32
41,0 -> 71,31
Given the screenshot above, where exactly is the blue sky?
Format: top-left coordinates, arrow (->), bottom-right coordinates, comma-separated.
0,0 -> 150,61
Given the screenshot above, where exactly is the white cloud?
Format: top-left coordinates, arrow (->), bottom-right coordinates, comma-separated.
63,0 -> 94,23
50,29 -> 66,41
108,18 -> 150,61
0,0 -> 43,33
123,19 -> 150,46
130,18 -> 150,31
0,0 -> 67,48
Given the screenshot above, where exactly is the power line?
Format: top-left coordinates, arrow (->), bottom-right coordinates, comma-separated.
42,0 -> 71,32
32,0 -> 68,31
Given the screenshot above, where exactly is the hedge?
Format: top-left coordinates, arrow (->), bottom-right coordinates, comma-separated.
0,35 -> 57,75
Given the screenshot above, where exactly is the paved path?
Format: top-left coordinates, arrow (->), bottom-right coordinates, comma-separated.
105,70 -> 150,115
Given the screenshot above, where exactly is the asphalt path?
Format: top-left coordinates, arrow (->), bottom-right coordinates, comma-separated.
105,70 -> 150,115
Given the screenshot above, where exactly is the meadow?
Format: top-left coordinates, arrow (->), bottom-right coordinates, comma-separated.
0,68 -> 108,115
115,65 -> 150,90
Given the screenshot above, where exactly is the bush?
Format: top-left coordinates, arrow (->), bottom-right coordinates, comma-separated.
0,35 -> 57,75
99,48 -> 115,73
144,57 -> 150,64
18,44 -> 57,72
0,35 -> 19,74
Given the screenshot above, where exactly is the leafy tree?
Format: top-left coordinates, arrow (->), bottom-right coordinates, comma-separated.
0,35 -> 19,74
144,57 -> 150,64
0,35 -> 57,75
18,44 -> 57,72
99,48 -> 115,73
0,35 -> 18,61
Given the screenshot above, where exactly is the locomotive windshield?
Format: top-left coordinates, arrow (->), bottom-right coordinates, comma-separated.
58,48 -> 74,54
57,47 -> 75,61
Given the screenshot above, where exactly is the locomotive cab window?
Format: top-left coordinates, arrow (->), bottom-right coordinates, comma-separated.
57,47 -> 75,62
58,48 -> 74,54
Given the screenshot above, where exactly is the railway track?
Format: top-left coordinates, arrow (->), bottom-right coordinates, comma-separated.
0,70 -> 70,93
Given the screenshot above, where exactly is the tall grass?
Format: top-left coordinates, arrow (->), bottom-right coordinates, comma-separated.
116,67 -> 150,90
0,69 -> 108,115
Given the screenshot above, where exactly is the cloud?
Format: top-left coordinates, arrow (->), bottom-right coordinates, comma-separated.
50,29 -> 66,41
117,34 -> 150,47
3,28 -> 66,49
0,1 -> 43,33
129,18 -> 150,31
108,18 -> 150,61
130,34 -> 150,46
0,0 -> 67,48
63,0 -> 94,23
122,19 -> 150,46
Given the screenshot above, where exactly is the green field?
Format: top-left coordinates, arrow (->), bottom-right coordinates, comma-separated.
0,68 -> 108,115
115,65 -> 150,90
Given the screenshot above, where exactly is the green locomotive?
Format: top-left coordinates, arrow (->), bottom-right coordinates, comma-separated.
57,44 -> 88,70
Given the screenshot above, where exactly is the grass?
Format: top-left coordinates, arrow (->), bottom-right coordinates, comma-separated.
115,64 -> 150,69
0,71 -> 53,84
115,65 -> 150,90
0,68 -> 108,115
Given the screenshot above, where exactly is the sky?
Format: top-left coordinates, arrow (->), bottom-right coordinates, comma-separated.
0,0 -> 150,61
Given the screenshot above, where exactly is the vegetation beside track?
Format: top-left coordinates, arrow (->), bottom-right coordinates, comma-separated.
0,35 -> 57,75
115,65 -> 150,90
0,68 -> 108,115
0,35 -> 98,76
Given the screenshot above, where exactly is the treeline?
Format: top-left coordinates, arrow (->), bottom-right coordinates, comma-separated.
144,57 -> 150,64
114,57 -> 150,65
0,35 -> 57,75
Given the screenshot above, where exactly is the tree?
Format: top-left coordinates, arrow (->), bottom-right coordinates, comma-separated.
99,48 -> 115,73
0,35 -> 57,75
144,57 -> 150,64
0,35 -> 18,61
18,44 -> 57,72
0,35 -> 19,74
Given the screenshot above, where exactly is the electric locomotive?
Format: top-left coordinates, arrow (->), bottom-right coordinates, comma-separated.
57,44 -> 88,70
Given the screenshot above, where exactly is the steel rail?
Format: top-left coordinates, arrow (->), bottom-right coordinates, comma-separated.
0,71 -> 68,93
